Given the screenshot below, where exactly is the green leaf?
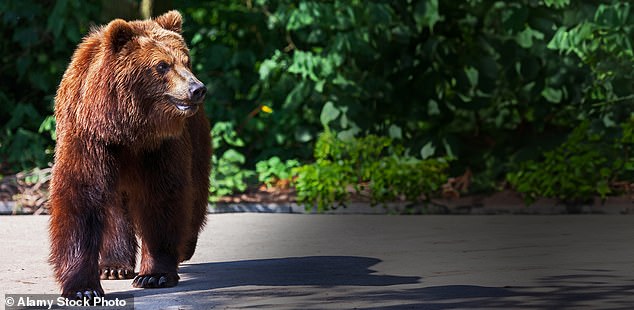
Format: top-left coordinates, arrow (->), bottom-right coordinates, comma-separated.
413,0 -> 441,32
295,127 -> 314,142
284,81 -> 309,110
337,127 -> 360,141
544,0 -> 570,8
515,26 -> 544,49
389,124 -> 402,140
542,87 -> 563,103
259,58 -> 279,81
320,101 -> 341,127
420,142 -> 436,159
315,79 -> 326,93
464,66 -> 478,88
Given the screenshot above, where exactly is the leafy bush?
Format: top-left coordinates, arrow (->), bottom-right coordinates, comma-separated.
255,156 -> 300,188
507,120 -> 634,205
248,0 -> 595,193
0,1 -> 632,206
507,1 -> 634,205
0,1 -> 101,171
293,160 -> 354,211
367,157 -> 449,205
208,122 -> 255,201
293,131 -> 449,211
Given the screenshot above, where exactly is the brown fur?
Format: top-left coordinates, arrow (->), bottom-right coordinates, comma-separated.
49,11 -> 211,298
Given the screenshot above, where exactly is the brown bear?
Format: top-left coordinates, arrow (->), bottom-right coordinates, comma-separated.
48,10 -> 211,299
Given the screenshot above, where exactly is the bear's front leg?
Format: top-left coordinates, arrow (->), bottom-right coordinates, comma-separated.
132,245 -> 181,288
135,207 -> 185,289
50,209 -> 105,298
132,192 -> 187,288
49,145 -> 117,299
128,136 -> 196,289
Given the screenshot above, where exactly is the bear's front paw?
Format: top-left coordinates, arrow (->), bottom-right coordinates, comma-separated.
132,273 -> 179,288
100,267 -> 136,280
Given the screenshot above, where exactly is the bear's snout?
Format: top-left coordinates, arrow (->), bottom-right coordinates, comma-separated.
190,82 -> 206,104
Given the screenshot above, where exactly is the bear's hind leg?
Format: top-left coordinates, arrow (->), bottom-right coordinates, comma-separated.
179,194 -> 207,262
180,113 -> 211,263
99,196 -> 137,280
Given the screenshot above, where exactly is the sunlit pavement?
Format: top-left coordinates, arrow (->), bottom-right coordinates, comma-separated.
2,214 -> 634,309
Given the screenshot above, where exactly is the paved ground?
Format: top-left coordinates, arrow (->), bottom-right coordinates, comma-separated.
2,214 -> 634,309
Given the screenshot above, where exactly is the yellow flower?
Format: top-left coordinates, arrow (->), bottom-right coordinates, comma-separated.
261,105 -> 273,113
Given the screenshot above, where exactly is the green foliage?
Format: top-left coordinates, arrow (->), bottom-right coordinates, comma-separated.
544,0 -> 570,9
506,1 -> 634,205
293,131 -> 449,211
507,120 -> 634,204
293,160 -> 354,211
0,0 -> 100,171
255,156 -> 299,187
368,157 -> 449,205
221,0 -> 602,193
548,1 -> 634,121
181,0 -> 304,164
208,122 -> 255,201
1,1 -> 633,205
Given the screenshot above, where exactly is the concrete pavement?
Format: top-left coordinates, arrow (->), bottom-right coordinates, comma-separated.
2,214 -> 634,309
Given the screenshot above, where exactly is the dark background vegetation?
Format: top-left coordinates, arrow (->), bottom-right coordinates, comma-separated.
0,0 -> 632,210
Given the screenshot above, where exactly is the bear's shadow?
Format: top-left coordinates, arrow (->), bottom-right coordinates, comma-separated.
113,258 -> 634,309
119,255 -> 420,297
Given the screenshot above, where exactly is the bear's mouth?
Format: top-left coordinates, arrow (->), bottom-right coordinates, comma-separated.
175,103 -> 197,111
169,98 -> 199,113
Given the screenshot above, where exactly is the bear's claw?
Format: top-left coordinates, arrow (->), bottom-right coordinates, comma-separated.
62,288 -> 104,300
132,273 -> 179,288
100,267 -> 135,280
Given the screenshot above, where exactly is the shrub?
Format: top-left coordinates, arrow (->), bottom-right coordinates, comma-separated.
208,122 -> 255,201
507,119 -> 634,205
293,131 -> 449,211
0,0 -> 101,171
255,156 -> 300,188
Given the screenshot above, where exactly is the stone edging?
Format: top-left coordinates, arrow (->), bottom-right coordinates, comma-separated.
210,201 -> 634,215
2,200 -> 633,215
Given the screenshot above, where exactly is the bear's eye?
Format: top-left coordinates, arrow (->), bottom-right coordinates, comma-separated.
156,61 -> 170,75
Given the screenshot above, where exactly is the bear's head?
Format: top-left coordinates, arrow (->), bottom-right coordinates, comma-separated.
106,10 -> 206,114
62,11 -> 206,146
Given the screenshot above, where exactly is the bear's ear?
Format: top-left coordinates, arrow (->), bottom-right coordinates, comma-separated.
155,10 -> 182,34
104,19 -> 135,53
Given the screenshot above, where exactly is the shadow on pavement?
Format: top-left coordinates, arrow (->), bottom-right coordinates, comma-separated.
119,257 -> 634,309
133,256 -> 420,294
368,271 -> 634,309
